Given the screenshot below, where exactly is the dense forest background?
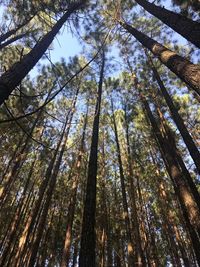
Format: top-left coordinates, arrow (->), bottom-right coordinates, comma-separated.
0,0 -> 200,266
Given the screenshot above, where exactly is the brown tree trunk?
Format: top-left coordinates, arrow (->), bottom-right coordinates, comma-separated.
0,155 -> 37,267
0,133 -> 25,184
0,0 -> 85,105
79,53 -> 105,267
13,114 -> 69,267
155,105 -> 200,210
152,156 -> 186,266
120,20 -> 200,96
134,0 -> 200,48
147,55 -> 200,173
0,83 -> 53,204
99,130 -> 110,267
141,93 -> 200,264
124,106 -> 146,267
111,98 -> 135,267
27,87 -> 79,267
61,105 -> 88,267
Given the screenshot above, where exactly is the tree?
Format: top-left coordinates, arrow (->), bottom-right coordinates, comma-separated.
79,51 -> 105,267
119,20 -> 200,96
134,0 -> 200,48
0,0 -> 86,105
0,1 -> 200,266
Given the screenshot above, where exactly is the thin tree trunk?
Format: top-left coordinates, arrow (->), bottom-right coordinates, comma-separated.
27,88 -> 79,267
111,98 -> 135,267
0,0 -> 85,105
0,82 -> 56,205
147,55 -> 200,173
0,14 -> 36,44
136,175 -> 149,265
152,156 -> 186,266
120,20 -> 200,96
13,115 -> 69,267
124,106 -> 146,267
79,52 -> 105,267
0,31 -> 32,50
0,155 -> 37,267
99,130 -> 109,267
134,0 -> 200,48
61,105 -> 88,267
0,133 -> 25,184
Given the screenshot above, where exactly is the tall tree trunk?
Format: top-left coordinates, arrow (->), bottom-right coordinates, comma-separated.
0,154 -> 37,267
0,0 -> 85,105
140,93 -> 200,264
136,175 -> 149,265
61,105 -> 88,267
152,155 -> 187,266
99,130 -> 110,267
134,0 -> 200,48
0,139 -> 31,205
0,82 -> 56,205
155,105 -> 200,209
147,55 -> 200,174
79,53 -> 105,267
124,105 -> 146,266
0,133 -> 25,184
111,98 -> 135,267
13,113 -> 69,267
27,87 -> 79,267
119,20 -> 200,96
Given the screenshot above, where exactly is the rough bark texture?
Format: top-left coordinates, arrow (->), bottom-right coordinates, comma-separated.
120,21 -> 200,96
135,0 -> 200,48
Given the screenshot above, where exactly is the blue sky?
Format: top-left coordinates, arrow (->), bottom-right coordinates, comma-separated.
0,0 -> 194,78
41,0 -> 174,64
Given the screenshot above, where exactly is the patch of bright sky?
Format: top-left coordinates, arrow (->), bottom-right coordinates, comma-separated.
1,0 -> 198,79
36,0 -> 193,78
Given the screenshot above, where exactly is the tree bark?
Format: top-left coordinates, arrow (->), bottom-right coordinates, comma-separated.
27,87 -> 79,267
0,155 -> 37,267
147,55 -> 200,173
120,20 -> 200,96
134,0 -> 200,48
155,105 -> 200,210
13,113 -> 69,267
